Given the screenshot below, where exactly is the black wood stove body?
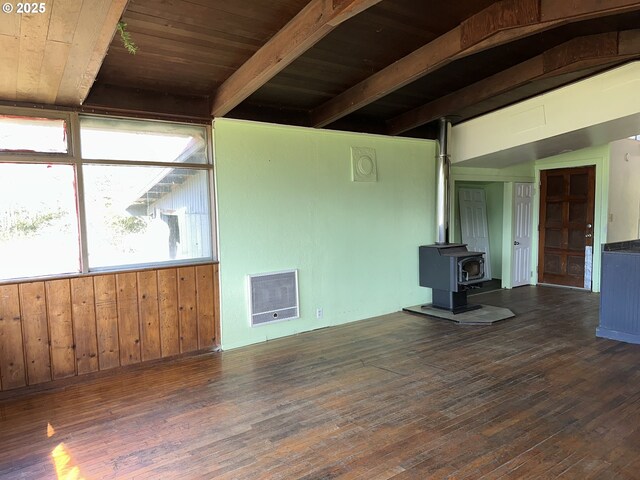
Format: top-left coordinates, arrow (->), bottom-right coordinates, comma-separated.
419,244 -> 485,314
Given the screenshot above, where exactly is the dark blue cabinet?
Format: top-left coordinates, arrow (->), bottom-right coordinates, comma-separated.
597,240 -> 640,344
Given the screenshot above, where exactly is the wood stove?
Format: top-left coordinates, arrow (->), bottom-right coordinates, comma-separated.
419,244 -> 485,314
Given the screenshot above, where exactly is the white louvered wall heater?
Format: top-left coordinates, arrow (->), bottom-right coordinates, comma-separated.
248,270 -> 299,326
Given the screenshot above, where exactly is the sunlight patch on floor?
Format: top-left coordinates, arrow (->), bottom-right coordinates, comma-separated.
49,423 -> 86,480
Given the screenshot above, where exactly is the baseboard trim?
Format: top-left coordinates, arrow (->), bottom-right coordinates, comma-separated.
596,327 -> 640,345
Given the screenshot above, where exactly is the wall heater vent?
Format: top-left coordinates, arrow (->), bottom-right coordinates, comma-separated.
248,270 -> 299,326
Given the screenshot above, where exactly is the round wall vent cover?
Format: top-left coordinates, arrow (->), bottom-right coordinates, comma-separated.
351,147 -> 377,182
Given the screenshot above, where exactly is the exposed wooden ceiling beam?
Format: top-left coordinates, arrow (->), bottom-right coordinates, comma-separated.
210,0 -> 382,117
311,0 -> 640,128
387,30 -> 640,136
540,0 -> 640,22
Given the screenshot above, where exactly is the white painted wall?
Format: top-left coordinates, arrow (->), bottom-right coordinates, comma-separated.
452,62 -> 640,168
608,138 -> 640,243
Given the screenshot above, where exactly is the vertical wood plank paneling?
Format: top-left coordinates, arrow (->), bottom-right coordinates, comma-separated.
116,273 -> 141,366
19,282 -> 51,385
46,279 -> 76,380
137,271 -> 161,362
70,277 -> 99,375
213,264 -> 221,346
0,263 -> 218,392
177,267 -> 198,353
94,275 -> 120,370
196,265 -> 216,348
158,268 -> 180,357
0,285 -> 26,390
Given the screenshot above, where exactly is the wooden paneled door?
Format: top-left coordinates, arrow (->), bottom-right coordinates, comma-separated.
538,166 -> 595,288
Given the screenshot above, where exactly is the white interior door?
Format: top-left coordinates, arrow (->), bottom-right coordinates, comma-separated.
459,188 -> 492,280
512,182 -> 534,287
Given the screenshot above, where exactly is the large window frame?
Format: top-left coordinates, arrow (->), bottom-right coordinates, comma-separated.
0,106 -> 217,282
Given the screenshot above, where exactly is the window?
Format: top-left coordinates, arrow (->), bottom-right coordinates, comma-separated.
79,116 -> 212,270
83,166 -> 211,268
0,114 -> 68,153
0,164 -> 80,279
0,110 -> 214,282
80,116 -> 207,163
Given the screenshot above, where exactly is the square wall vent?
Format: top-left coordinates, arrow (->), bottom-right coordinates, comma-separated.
248,270 -> 299,326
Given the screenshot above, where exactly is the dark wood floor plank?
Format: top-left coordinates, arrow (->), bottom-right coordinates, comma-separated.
1,286 -> 640,479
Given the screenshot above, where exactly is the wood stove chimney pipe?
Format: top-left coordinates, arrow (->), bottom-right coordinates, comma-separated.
436,117 -> 451,244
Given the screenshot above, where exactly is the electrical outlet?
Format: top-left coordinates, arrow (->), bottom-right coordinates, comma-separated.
316,308 -> 323,319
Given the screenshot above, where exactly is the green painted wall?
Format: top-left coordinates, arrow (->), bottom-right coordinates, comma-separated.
533,145 -> 610,292
485,182 -> 504,279
214,119 -> 436,350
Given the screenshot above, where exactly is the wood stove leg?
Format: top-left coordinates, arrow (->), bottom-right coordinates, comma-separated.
430,289 -> 482,314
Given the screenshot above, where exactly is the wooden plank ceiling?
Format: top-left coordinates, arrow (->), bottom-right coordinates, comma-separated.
0,0 -> 127,106
2,0 -> 640,138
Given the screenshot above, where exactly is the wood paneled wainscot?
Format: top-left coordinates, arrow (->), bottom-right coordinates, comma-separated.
0,263 -> 219,391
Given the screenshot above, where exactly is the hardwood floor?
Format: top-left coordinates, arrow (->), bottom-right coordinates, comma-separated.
1,286 -> 640,479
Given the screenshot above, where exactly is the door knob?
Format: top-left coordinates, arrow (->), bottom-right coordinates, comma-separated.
585,233 -> 592,238
514,241 -> 520,245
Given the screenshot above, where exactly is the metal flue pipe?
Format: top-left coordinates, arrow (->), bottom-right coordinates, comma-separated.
435,117 -> 451,244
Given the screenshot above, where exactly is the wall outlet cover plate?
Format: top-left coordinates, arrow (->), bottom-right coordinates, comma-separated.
351,147 -> 377,182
